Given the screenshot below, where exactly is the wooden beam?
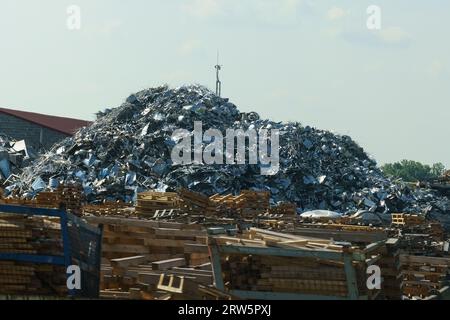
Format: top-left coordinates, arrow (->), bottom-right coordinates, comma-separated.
111,256 -> 148,268
152,258 -> 186,271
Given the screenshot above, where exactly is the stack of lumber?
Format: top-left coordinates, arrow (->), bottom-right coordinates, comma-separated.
399,254 -> 450,299
85,216 -> 209,262
57,185 -> 83,215
378,238 -> 402,300
0,214 -> 62,255
210,228 -> 384,300
0,198 -> 35,207
0,213 -> 66,296
85,216 -> 213,299
0,261 -> 67,296
429,223 -> 446,242
178,189 -> 217,216
1,185 -> 83,215
135,192 -> 180,217
100,255 -> 214,300
35,192 -> 61,209
291,223 -> 389,244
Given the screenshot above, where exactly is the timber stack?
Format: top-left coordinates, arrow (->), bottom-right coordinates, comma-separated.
0,213 -> 67,296
208,228 -> 387,300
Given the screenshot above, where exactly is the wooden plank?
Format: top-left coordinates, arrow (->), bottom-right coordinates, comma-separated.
400,255 -> 450,267
144,239 -> 198,248
102,244 -> 149,254
100,290 -> 131,299
184,243 -> 209,254
152,258 -> 186,271
155,228 -> 207,238
111,256 -> 148,268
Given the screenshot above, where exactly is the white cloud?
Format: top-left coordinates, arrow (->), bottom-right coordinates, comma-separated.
178,39 -> 202,56
254,0 -> 302,24
327,7 -> 347,21
96,19 -> 123,37
377,27 -> 411,44
181,0 -> 305,24
181,0 -> 222,18
336,26 -> 412,48
427,60 -> 447,76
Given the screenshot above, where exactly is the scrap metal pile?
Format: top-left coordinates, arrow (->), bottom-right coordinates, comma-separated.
4,85 -> 449,222
420,170 -> 450,197
0,135 -> 35,183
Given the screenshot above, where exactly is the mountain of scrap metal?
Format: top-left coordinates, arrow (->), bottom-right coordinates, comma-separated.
6,85 -> 450,219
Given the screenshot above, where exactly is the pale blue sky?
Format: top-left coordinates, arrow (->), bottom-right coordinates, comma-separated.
0,0 -> 449,167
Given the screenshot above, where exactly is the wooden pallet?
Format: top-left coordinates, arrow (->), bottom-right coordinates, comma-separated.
136,192 -> 180,217
392,214 -> 425,226
209,190 -> 270,218
83,202 -> 133,217
269,203 -> 297,216
178,189 -> 217,216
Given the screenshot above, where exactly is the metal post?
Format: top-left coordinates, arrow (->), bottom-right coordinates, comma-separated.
343,254 -> 359,300
59,212 -> 75,296
215,51 -> 222,97
209,244 -> 225,291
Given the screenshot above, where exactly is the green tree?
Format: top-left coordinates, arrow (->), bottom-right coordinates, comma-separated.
381,160 -> 446,182
431,163 -> 445,177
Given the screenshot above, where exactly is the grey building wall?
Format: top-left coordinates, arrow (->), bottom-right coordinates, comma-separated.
0,113 -> 69,151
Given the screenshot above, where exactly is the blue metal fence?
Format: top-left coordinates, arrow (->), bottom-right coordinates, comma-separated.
0,205 -> 102,298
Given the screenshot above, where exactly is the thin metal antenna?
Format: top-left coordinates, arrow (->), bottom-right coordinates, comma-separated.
215,51 -> 222,97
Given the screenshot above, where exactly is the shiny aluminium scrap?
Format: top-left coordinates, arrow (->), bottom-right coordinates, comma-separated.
6,85 -> 449,225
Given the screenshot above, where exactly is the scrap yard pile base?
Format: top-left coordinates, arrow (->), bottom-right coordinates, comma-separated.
0,188 -> 449,300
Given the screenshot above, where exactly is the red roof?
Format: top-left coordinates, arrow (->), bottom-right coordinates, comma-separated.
0,107 -> 92,136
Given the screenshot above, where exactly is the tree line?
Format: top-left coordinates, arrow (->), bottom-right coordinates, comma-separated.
381,160 -> 446,182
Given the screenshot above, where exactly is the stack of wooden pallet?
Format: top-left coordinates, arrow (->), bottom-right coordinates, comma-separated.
209,228 -> 384,300
269,203 -> 297,216
178,189 -> 217,216
135,192 -> 180,217
252,203 -> 297,229
83,202 -> 133,217
392,214 -> 425,227
235,191 -> 270,217
0,213 -> 66,296
209,194 -> 240,217
209,191 -> 270,218
399,254 -> 450,299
